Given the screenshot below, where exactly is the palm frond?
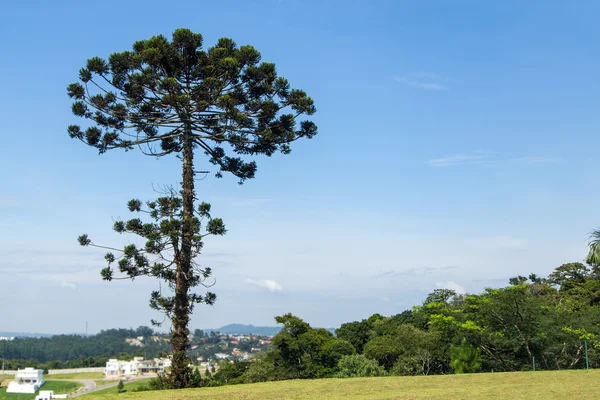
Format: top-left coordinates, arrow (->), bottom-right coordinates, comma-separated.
587,229 -> 600,265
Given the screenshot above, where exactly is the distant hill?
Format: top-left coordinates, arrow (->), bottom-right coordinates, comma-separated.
205,324 -> 282,336
0,332 -> 54,338
205,324 -> 335,336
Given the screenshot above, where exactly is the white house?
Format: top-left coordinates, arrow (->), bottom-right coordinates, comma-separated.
104,357 -> 172,378
35,390 -> 68,400
7,368 -> 45,393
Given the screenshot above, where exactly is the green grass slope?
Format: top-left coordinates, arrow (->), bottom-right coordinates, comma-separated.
85,379 -> 151,396
0,380 -> 82,400
83,370 -> 600,400
48,372 -> 104,380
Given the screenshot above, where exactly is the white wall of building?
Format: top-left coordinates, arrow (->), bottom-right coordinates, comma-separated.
35,391 -> 68,400
104,357 -> 172,378
7,368 -> 45,394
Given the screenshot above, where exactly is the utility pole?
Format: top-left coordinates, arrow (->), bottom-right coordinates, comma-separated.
86,321 -> 88,337
585,339 -> 589,369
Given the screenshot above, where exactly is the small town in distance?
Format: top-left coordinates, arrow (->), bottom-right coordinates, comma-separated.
1,327 -> 274,398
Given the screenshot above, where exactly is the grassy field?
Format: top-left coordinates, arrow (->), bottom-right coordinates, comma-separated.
47,372 -> 104,380
83,370 -> 600,400
0,381 -> 82,400
85,379 -> 151,396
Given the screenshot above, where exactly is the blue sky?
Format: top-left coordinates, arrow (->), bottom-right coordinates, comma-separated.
1,0 -> 599,334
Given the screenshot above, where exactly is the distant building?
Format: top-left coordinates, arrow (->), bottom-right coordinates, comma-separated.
198,361 -> 215,372
7,368 -> 45,394
0,336 -> 15,341
214,353 -> 230,360
124,337 -> 144,347
232,352 -> 250,360
35,390 -> 68,400
104,357 -> 171,378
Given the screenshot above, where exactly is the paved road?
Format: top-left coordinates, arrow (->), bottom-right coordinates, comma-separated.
56,376 -> 154,397
72,379 -> 98,396
48,379 -> 99,397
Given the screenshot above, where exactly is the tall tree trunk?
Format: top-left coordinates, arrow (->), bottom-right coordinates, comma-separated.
171,123 -> 194,388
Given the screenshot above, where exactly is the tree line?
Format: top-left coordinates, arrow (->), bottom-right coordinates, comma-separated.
0,326 -> 169,368
3,260 -> 600,383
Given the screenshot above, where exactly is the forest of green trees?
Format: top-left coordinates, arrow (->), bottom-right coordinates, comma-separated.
0,327 -> 269,371
194,260 -> 600,387
0,326 -> 169,370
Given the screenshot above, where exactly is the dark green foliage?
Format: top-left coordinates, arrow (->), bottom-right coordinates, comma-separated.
450,339 -> 481,374
117,380 -> 124,392
549,263 -> 592,291
257,314 -> 355,380
192,329 -> 204,342
67,28 -> 317,182
363,324 -> 437,374
588,229 -> 600,265
0,327 -> 168,366
336,354 -> 387,378
335,320 -> 373,353
244,352 -> 277,383
82,193 -> 225,313
131,384 -> 152,392
330,261 -> 600,379
213,360 -> 251,385
190,368 -> 204,388
424,288 -> 457,305
147,375 -> 168,390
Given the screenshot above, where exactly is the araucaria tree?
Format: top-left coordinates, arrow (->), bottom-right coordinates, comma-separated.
67,29 -> 317,388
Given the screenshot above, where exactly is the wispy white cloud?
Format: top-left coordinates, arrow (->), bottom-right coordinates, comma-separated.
464,236 -> 528,250
427,153 -> 488,167
427,151 -> 561,168
372,266 -> 458,279
394,72 -> 451,91
59,281 -> 77,290
436,281 -> 466,295
244,278 -> 284,293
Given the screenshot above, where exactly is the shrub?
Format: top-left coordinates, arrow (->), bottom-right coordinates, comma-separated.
336,354 -> 387,378
450,338 -> 481,374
